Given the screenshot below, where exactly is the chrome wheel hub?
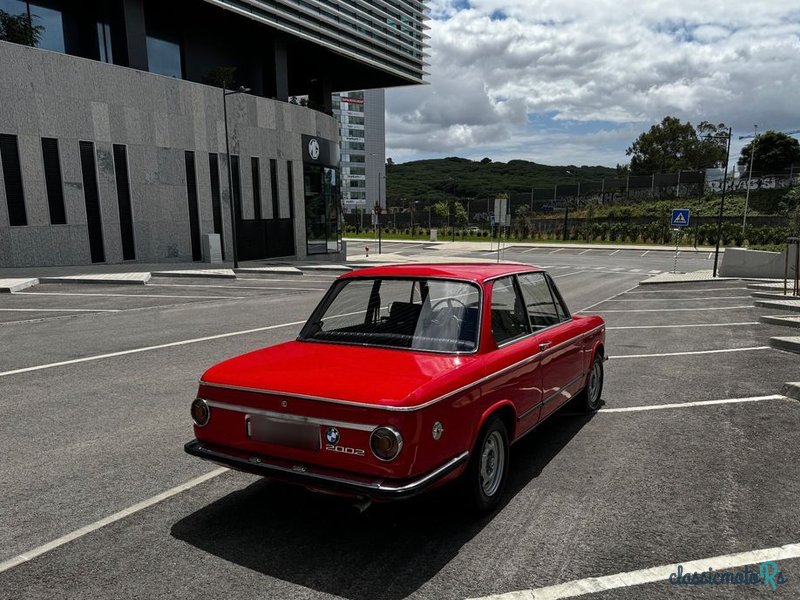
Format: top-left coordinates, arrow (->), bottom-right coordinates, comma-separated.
480,431 -> 505,496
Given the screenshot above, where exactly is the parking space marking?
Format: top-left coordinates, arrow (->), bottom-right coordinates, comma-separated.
0,308 -> 121,313
603,296 -> 752,302
610,249 -> 620,256
0,319 -> 308,378
600,394 -> 785,413
597,306 -> 753,312
18,291 -> 244,300
628,287 -> 747,294
468,541 -> 800,600
549,248 -> 563,254
147,283 -> 327,292
641,250 -> 649,256
611,346 -> 771,359
579,249 -> 591,255
0,467 -> 228,574
607,322 -> 760,330
577,282 -> 643,313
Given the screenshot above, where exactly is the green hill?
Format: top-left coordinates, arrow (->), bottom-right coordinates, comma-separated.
385,157 -> 616,206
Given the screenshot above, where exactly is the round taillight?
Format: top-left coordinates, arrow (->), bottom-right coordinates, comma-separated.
191,398 -> 210,427
370,426 -> 403,461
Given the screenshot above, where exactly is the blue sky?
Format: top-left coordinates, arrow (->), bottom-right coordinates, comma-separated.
385,0 -> 800,168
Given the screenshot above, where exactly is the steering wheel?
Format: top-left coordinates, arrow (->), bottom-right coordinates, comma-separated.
430,297 -> 467,326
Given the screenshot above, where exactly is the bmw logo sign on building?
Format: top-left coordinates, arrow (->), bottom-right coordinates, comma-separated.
325,427 -> 339,445
308,138 -> 320,160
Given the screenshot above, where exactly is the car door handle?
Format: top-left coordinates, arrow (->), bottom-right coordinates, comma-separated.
539,341 -> 552,351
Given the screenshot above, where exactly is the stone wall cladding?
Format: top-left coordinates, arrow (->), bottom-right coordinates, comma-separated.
0,41 -> 338,267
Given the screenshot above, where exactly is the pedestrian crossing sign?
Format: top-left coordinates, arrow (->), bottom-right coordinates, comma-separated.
671,209 -> 690,227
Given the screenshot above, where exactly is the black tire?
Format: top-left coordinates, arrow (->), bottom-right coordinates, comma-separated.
579,353 -> 604,413
463,417 -> 510,514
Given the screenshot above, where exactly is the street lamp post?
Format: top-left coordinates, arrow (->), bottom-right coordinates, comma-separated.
739,125 -> 758,239
712,128 -> 733,278
223,85 -> 251,268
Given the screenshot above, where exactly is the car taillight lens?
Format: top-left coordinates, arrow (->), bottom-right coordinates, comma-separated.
370,426 -> 403,461
191,398 -> 210,427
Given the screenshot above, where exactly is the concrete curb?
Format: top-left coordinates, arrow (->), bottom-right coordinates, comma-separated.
301,265 -> 353,272
769,336 -> 800,354
761,315 -> 800,328
754,299 -> 800,313
751,292 -> 800,300
150,269 -> 236,279
0,278 -> 39,293
234,267 -> 303,275
781,382 -> 800,401
639,270 -> 738,285
38,274 -> 150,285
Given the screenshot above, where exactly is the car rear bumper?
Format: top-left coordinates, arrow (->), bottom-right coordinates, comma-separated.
184,439 -> 469,499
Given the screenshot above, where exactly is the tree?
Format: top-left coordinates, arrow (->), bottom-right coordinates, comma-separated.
738,131 -> 800,176
0,9 -> 42,46
202,66 -> 237,89
625,116 -> 727,175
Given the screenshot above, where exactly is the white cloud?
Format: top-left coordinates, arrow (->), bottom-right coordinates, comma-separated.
386,0 -> 800,167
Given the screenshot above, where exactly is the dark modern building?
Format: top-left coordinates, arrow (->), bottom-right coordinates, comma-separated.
0,0 -> 428,266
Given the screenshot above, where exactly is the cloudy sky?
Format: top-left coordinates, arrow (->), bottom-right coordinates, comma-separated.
385,0 -> 800,169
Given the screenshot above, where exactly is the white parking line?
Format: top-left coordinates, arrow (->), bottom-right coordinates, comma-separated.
0,308 -> 120,313
468,540 -> 800,600
148,283 -> 326,292
610,249 -> 620,256
640,250 -> 649,257
0,319 -> 307,378
648,269 -> 661,274
578,249 -> 591,255
600,394 -> 785,413
628,287 -> 747,294
607,322 -> 760,330
611,346 -> 771,359
549,248 -> 563,254
18,291 -> 244,300
603,296 -> 752,302
0,468 -> 228,574
577,282 -> 643,313
596,306 -> 754,313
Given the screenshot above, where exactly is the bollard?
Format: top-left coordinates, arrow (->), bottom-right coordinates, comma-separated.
365,246 -> 369,258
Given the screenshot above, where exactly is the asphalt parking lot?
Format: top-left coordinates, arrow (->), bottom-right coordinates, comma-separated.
1,252 -> 798,600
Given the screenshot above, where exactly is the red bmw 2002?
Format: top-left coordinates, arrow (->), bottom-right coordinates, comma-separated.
185,263 -> 606,512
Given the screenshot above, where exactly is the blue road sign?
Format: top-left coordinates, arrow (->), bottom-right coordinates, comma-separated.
671,209 -> 690,227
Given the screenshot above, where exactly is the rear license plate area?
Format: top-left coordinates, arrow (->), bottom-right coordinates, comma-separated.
246,415 -> 321,451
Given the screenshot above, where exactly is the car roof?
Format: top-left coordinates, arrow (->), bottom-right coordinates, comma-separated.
338,262 -> 544,283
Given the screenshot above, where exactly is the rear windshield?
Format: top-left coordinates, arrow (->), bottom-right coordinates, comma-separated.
298,277 -> 481,353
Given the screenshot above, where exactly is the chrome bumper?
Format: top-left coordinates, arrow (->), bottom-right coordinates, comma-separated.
184,440 -> 469,499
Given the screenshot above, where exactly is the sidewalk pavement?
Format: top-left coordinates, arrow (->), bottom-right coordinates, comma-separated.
344,237 -> 721,254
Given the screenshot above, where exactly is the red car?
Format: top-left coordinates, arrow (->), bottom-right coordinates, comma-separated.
185,263 -> 606,512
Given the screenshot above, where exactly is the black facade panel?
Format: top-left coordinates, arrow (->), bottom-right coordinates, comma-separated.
251,157 -> 262,220
231,154 -> 241,220
0,134 -> 27,226
184,151 -> 202,261
79,141 -> 105,263
41,138 -> 67,225
269,158 -> 279,219
208,152 -> 225,259
287,160 -> 295,219
112,144 -> 136,260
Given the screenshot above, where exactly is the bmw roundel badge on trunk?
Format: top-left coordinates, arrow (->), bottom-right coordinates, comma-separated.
325,427 -> 340,445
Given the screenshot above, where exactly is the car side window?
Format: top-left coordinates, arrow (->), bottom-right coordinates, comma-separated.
517,272 -> 559,331
491,276 -> 531,344
546,274 -> 571,321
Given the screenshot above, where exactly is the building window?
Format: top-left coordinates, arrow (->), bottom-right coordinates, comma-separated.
41,137 -> 66,224
304,164 -> 340,255
146,34 -> 182,78
97,18 -> 113,63
251,157 -> 262,220
112,144 -> 135,260
0,1 -> 64,53
79,141 -> 105,263
0,133 -> 26,226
